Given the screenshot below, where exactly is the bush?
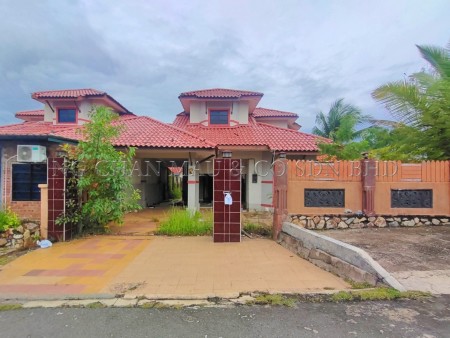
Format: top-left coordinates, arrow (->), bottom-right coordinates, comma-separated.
0,209 -> 21,232
156,208 -> 212,236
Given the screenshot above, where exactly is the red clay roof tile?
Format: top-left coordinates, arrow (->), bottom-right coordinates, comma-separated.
15,109 -> 45,117
179,88 -> 263,99
252,107 -> 298,118
32,89 -> 105,99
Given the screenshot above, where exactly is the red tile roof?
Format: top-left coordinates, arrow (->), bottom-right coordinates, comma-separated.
15,109 -> 45,117
179,88 -> 263,99
173,114 -> 322,152
252,107 -> 298,118
0,121 -> 78,138
111,116 -> 215,148
32,89 -> 105,99
0,115 -> 215,149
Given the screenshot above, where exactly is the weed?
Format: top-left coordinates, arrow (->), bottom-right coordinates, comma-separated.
150,217 -> 160,222
156,208 -> 212,236
347,280 -> 373,289
247,294 -> 296,307
331,287 -> 431,302
0,304 -> 22,311
85,301 -> 106,309
243,223 -> 272,237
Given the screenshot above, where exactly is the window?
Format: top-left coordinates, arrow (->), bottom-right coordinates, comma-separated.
210,110 -> 229,125
12,163 -> 47,201
57,108 -> 77,123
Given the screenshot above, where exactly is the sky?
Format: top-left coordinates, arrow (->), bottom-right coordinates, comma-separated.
0,0 -> 449,132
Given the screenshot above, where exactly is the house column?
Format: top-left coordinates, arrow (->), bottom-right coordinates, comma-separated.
187,162 -> 200,212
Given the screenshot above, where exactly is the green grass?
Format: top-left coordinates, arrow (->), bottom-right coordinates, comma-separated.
0,304 -> 22,311
156,208 -> 212,236
243,223 -> 272,237
247,294 -> 296,307
331,287 -> 431,302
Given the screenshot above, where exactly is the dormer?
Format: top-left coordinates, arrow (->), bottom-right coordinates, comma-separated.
251,107 -> 301,130
30,88 -> 132,125
178,88 -> 263,126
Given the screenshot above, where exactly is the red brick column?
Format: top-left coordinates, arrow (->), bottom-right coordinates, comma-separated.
362,159 -> 376,216
272,158 -> 288,240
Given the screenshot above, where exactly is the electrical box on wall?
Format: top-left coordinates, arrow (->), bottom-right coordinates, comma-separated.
17,145 -> 47,163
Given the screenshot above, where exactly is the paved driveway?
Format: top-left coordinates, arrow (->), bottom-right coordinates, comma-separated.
325,226 -> 450,294
0,235 -> 349,300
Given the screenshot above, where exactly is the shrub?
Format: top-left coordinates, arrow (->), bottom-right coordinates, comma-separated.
0,209 -> 21,232
156,208 -> 212,236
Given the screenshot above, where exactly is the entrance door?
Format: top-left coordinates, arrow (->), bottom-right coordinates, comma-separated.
213,158 -> 241,242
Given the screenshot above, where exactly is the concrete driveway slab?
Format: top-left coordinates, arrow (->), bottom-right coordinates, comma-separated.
106,236 -> 349,299
325,226 -> 450,294
0,234 -> 349,300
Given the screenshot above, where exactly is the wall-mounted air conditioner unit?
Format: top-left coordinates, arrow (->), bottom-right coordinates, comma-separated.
17,145 -> 47,162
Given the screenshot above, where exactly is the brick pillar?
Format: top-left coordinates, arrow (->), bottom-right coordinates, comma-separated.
362,159 -> 376,216
39,184 -> 48,239
272,158 -> 288,240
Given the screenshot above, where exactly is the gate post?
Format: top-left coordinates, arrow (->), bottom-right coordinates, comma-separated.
361,159 -> 376,216
272,156 -> 288,240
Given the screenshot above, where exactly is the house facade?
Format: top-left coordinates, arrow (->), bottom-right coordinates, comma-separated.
0,88 -> 323,224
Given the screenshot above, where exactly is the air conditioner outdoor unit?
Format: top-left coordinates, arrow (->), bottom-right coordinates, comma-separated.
17,145 -> 47,163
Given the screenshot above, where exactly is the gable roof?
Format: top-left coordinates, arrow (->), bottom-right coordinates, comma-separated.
31,88 -> 131,114
252,107 -> 298,118
173,114 -> 322,152
32,89 -> 106,99
179,88 -> 263,99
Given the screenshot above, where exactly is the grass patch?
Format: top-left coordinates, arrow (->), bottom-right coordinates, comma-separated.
247,294 -> 296,307
243,223 -> 272,237
0,256 -> 13,265
347,280 -> 374,289
331,287 -> 431,302
156,208 -> 212,236
0,304 -> 22,311
150,217 -> 160,222
85,301 -> 106,309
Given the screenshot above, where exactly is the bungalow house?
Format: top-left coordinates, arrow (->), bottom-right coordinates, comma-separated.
0,88 -> 322,230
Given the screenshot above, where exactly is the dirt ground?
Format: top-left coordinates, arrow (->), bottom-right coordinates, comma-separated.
324,226 -> 450,272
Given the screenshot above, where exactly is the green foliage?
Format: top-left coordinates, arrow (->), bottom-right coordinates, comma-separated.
0,304 -> 23,311
156,208 -> 212,236
57,106 -> 141,234
0,209 -> 21,232
168,178 -> 182,200
331,287 -> 431,302
313,99 -> 369,141
372,43 -> 450,160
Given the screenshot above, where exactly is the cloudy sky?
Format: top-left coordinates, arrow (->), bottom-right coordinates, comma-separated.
0,0 -> 449,132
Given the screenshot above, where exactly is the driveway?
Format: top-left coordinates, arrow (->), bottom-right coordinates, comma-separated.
325,226 -> 450,294
0,235 -> 349,300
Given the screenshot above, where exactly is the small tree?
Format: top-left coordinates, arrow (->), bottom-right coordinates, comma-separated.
58,106 -> 141,234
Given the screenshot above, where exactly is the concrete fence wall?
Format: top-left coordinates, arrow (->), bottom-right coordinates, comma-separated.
287,160 -> 450,216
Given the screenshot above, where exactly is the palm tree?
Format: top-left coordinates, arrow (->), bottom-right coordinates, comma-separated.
312,99 -> 368,141
372,43 -> 450,159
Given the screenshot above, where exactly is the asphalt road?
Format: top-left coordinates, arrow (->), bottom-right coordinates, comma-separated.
1,296 -> 449,338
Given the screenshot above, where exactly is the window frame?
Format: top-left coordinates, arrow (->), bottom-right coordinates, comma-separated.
208,109 -> 230,126
57,107 -> 78,124
11,163 -> 47,201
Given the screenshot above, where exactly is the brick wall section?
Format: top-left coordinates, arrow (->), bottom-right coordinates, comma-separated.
1,141 -> 60,221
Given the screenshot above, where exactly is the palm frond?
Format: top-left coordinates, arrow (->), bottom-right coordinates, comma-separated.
416,44 -> 450,79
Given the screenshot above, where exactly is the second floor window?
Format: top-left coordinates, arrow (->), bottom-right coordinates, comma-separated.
57,108 -> 77,123
210,110 -> 229,125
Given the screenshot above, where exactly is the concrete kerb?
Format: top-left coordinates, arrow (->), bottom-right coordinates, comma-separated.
281,222 -> 406,291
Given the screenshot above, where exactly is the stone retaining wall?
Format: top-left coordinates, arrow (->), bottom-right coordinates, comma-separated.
288,214 -> 450,230
0,222 -> 40,250
279,222 -> 406,290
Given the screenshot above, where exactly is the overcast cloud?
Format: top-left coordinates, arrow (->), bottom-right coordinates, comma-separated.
0,0 -> 449,132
